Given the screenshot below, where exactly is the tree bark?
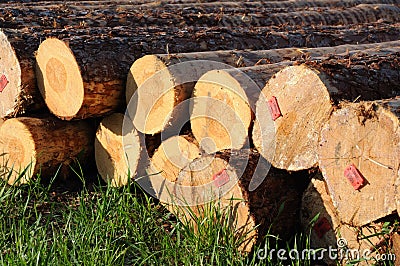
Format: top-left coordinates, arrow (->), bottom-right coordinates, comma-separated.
2,3 -> 400,29
393,233 -> 400,266
318,99 -> 400,227
253,49 -> 400,171
36,36 -> 137,120
301,177 -> 386,265
95,113 -> 143,187
165,149 -> 308,252
0,116 -> 94,185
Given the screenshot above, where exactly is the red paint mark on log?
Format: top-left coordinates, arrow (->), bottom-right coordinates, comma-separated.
268,96 -> 282,121
213,169 -> 230,188
0,75 -> 9,93
344,164 -> 366,190
313,217 -> 332,238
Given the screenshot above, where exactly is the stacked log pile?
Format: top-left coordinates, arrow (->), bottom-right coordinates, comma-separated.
0,0 -> 399,263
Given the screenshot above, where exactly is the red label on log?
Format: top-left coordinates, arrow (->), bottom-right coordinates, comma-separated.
344,164 -> 366,190
313,217 -> 332,239
0,75 -> 9,93
267,96 -> 282,121
213,169 -> 230,188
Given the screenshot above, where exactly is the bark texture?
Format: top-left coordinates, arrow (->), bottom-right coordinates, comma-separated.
36,36 -> 136,120
301,177 -> 386,265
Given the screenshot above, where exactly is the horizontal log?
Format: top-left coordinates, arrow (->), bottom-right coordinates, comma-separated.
146,135 -> 201,203
190,64 -> 287,153
319,99 -> 400,226
0,116 -> 94,185
166,149 -> 308,252
2,3 -> 399,29
253,48 -> 400,171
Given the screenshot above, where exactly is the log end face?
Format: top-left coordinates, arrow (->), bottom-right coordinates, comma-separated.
95,113 -> 140,187
36,38 -> 84,119
173,155 -> 257,252
0,30 -> 22,118
319,102 -> 399,226
0,118 -> 36,185
191,70 -> 251,153
129,55 -> 178,134
259,64 -> 332,171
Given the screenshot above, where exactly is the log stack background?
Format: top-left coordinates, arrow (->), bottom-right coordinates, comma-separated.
0,0 -> 400,264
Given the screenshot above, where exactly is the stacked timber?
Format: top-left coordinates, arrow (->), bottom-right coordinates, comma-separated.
127,41 -> 400,135
6,23 -> 397,119
301,177 -> 387,265
0,0 -> 399,260
319,99 -> 400,226
148,148 -> 308,252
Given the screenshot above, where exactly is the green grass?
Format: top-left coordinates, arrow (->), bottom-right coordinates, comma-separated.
0,168 -> 397,265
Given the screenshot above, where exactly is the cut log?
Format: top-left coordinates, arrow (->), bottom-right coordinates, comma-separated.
36,36 -> 136,120
166,149 -> 307,252
257,4 -> 400,27
301,177 -> 385,265
146,135 -> 201,203
253,50 -> 400,171
190,64 -> 286,153
6,0 -> 400,11
0,116 -> 94,185
2,3 -> 399,29
318,99 -> 400,227
393,233 -> 400,266
0,28 -> 45,118
95,113 -> 143,187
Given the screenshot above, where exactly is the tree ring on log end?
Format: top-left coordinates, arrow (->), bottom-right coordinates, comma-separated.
191,69 -> 252,153
255,64 -> 332,171
0,119 -> 35,185
36,38 -> 84,119
0,30 -> 22,118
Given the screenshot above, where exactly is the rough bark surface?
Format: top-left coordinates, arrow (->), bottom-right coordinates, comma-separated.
0,116 -> 94,185
301,177 -> 385,265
